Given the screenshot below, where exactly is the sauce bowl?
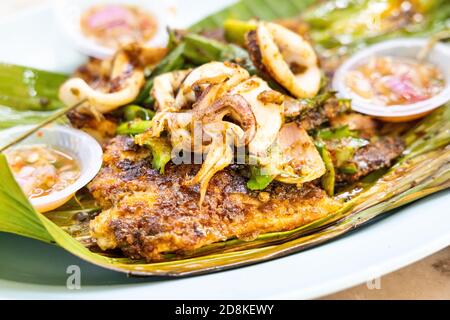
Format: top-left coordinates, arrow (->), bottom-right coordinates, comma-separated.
333,38 -> 450,122
53,0 -> 175,59
0,125 -> 103,212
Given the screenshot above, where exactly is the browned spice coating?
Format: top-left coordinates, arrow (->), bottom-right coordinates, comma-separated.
89,136 -> 342,261
337,136 -> 405,183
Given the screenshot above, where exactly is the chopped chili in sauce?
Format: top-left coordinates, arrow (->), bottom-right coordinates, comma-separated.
345,56 -> 445,106
5,145 -> 80,199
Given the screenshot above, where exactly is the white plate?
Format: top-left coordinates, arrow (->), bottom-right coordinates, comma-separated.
0,2 -> 449,300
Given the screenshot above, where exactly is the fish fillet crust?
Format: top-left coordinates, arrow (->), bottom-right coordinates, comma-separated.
89,136 -> 342,261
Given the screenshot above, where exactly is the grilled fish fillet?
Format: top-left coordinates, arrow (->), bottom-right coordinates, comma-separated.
89,136 -> 342,261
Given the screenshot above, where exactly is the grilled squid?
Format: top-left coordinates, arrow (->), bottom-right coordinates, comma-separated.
174,61 -> 250,109
229,77 -> 284,155
136,62 -> 256,203
58,45 -> 160,116
274,122 -> 326,184
145,62 -> 251,143
193,94 -> 256,145
152,70 -> 191,112
136,60 -> 324,203
147,70 -> 193,143
187,78 -> 284,201
186,95 -> 256,202
255,122 -> 326,185
246,22 -> 321,98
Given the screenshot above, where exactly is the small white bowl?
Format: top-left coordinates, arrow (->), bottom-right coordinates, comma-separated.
333,38 -> 450,121
53,0 -> 176,59
0,125 -> 103,212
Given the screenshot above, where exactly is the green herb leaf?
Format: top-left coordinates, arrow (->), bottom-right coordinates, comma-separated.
135,33 -> 255,106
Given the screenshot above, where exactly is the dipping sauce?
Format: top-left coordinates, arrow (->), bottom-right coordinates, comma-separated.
5,145 -> 80,199
345,56 -> 445,106
80,4 -> 158,49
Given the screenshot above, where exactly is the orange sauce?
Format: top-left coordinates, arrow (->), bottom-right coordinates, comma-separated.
5,145 -> 80,199
80,4 -> 158,49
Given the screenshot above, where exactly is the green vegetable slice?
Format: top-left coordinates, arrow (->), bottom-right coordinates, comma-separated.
134,43 -> 187,106
224,19 -> 257,45
247,166 -> 275,190
122,105 -> 155,121
116,120 -> 153,135
339,163 -> 359,174
316,125 -> 358,140
315,141 -> 335,196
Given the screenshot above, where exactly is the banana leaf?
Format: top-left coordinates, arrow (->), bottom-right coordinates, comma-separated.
0,0 -> 449,276
301,0 -> 450,48
0,103 -> 448,276
0,64 -> 68,130
192,0 -> 450,59
0,63 -> 67,111
190,0 -> 316,32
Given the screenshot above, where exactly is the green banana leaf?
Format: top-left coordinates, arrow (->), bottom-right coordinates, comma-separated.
190,0 -> 316,32
0,63 -> 68,130
0,0 -> 449,276
301,0 -> 450,51
192,0 -> 450,58
0,63 -> 67,111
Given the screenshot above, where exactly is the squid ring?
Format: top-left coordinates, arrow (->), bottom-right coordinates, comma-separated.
59,51 -> 145,115
248,22 -> 321,99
